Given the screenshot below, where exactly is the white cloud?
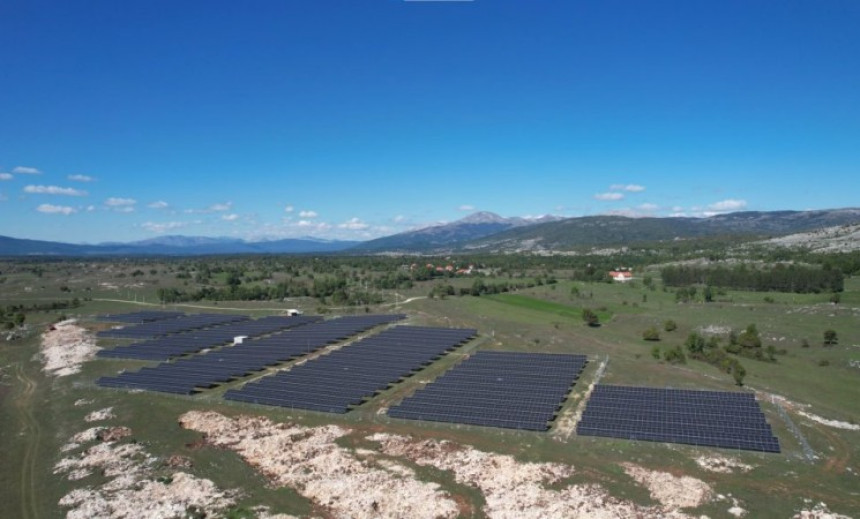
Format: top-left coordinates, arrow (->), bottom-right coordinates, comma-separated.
610,184 -> 645,192
594,192 -> 624,201
24,185 -> 87,196
299,210 -> 318,218
637,203 -> 659,211
141,221 -> 188,233
708,199 -> 747,211
0,173 -> 12,180
284,205 -> 294,213
672,206 -> 684,212
393,215 -> 406,223
338,217 -> 369,230
105,197 -> 137,207
222,213 -> 239,221
86,205 -> 96,212
209,202 -> 232,212
13,166 -> 41,175
457,205 -> 475,212
148,200 -> 169,209
68,174 -> 95,182
37,203 -> 77,215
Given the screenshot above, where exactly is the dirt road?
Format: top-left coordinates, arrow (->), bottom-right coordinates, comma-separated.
12,361 -> 41,519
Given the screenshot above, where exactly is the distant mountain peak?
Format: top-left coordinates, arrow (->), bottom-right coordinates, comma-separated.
457,211 -> 510,224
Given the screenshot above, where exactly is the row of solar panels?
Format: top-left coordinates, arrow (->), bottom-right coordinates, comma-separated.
224,325 -> 477,413
97,314 -> 406,394
98,313 -> 251,339
576,385 -> 781,453
97,315 -> 322,361
97,310 -> 186,324
387,351 -> 587,431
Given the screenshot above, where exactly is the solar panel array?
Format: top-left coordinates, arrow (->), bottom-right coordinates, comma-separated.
96,314 -> 405,395
388,351 -> 587,431
224,325 -> 477,414
97,311 -> 186,324
97,315 -> 322,361
577,385 -> 780,453
97,313 -> 250,339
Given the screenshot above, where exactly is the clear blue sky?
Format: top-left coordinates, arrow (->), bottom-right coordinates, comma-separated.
1,0 -> 858,243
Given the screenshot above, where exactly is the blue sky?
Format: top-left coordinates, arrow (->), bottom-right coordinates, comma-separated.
1,0 -> 858,243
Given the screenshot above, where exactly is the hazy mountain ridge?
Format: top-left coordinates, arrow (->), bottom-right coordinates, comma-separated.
2,209 -> 858,256
0,235 -> 360,256
351,212 -> 564,252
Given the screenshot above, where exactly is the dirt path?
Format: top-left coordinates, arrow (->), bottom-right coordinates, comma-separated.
13,362 -> 41,519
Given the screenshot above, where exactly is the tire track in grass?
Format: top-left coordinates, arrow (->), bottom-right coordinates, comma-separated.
14,362 -> 40,519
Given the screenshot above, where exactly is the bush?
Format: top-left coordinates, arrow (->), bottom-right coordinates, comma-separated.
582,308 -> 600,327
818,359 -> 830,367
663,346 -> 686,364
642,327 -> 660,341
651,345 -> 661,360
824,329 -> 838,346
663,319 -> 677,332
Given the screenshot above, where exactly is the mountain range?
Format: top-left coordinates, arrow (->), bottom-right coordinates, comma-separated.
2,208 -> 859,256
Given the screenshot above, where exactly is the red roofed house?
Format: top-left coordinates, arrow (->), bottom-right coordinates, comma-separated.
609,270 -> 633,282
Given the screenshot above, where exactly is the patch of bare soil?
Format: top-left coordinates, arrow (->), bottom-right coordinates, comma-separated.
179,410 -> 459,519
370,432 -> 705,518
621,463 -> 712,510
796,410 -> 860,431
55,426 -> 239,518
694,455 -> 754,474
793,500 -> 854,519
39,319 -> 99,377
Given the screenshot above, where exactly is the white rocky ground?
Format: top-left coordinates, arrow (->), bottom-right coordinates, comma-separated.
759,224 -> 860,253
371,431 -> 716,518
84,406 -> 115,422
793,500 -> 854,519
796,410 -> 860,431
55,425 -> 239,518
621,463 -> 712,510
694,454 -> 754,474
179,410 -> 460,519
40,319 -> 99,377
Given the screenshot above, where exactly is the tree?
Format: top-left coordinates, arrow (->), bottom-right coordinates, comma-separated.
704,285 -> 714,303
642,327 -> 660,341
582,308 -> 600,327
737,324 -> 762,349
823,329 -> 838,346
731,362 -> 746,386
685,332 -> 706,354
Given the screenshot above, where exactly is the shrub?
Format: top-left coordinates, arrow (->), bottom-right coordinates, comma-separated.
642,327 -> 660,341
663,319 -> 677,332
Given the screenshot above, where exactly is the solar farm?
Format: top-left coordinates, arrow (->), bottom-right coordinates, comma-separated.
388,351 -> 588,430
94,311 -> 781,451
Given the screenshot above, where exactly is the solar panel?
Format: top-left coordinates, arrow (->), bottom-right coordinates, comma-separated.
387,351 -> 588,431
224,325 -> 477,413
97,311 -> 185,324
576,385 -> 780,453
97,315 -> 322,361
96,314 -> 406,395
97,313 -> 250,339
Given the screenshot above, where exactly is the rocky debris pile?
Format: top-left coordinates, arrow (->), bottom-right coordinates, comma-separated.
40,319 -> 99,377
85,407 -> 115,422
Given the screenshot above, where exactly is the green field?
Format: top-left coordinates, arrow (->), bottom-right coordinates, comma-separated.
1,257 -> 859,518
